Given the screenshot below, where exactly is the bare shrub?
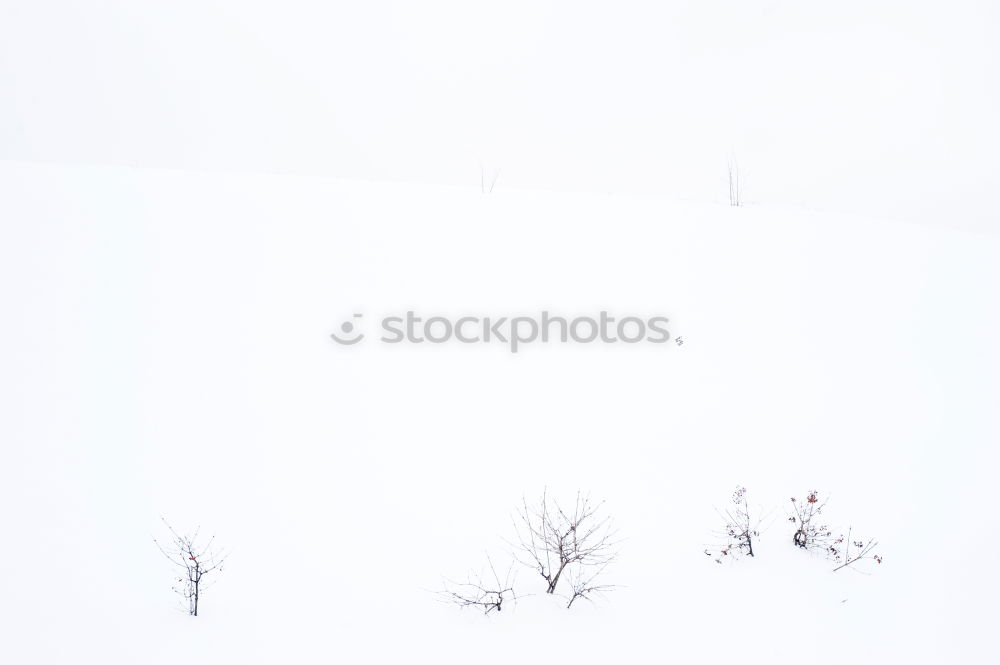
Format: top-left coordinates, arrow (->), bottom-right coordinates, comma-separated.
788,490 -> 839,557
440,555 -> 517,615
788,491 -> 882,571
706,486 -> 766,563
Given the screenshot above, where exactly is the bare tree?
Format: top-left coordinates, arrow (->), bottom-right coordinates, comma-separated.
440,554 -> 517,615
154,519 -> 227,616
513,490 -> 618,606
706,486 -> 766,563
728,159 -> 742,207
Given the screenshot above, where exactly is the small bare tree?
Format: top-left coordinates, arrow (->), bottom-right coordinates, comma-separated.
154,519 -> 227,616
706,486 -> 766,563
513,490 -> 618,607
440,554 -> 517,615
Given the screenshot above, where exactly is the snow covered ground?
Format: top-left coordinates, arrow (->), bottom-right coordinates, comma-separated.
1,161 -> 998,663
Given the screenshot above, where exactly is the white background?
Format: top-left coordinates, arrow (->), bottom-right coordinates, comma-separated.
1,2 -> 999,664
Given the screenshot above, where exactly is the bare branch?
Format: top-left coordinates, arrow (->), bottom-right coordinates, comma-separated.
440,554 -> 517,615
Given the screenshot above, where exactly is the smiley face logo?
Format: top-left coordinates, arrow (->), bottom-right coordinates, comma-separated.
330,313 -> 364,345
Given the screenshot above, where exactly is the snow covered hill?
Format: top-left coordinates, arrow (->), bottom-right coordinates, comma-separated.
1,161 -> 997,663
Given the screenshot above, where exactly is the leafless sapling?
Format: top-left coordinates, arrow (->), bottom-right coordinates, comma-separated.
154,519 -> 227,617
513,490 -> 618,608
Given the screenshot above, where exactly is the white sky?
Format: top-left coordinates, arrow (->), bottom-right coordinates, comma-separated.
2,0 -> 998,231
